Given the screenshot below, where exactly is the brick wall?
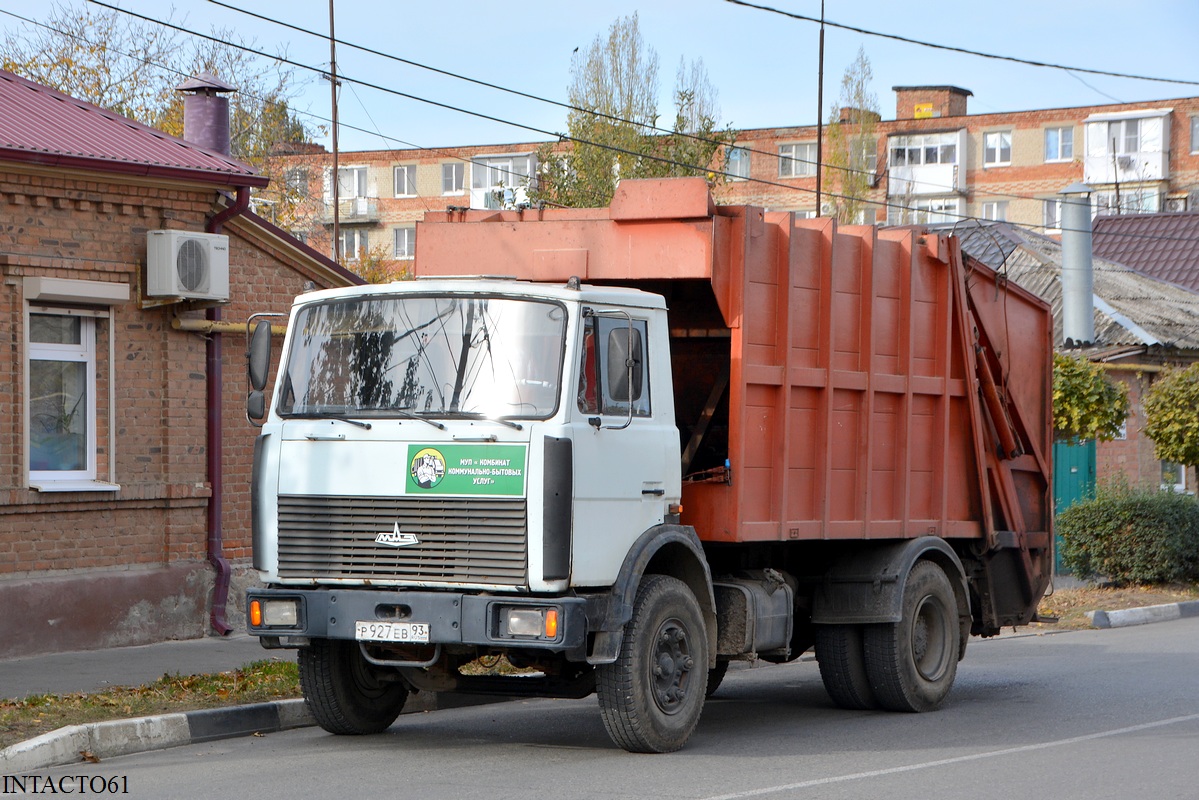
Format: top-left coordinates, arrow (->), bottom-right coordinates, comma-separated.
0,165 -> 347,656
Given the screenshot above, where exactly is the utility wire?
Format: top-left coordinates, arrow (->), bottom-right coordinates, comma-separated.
16,2 -> 1195,243
724,0 -> 1199,88
196,0 -> 1199,224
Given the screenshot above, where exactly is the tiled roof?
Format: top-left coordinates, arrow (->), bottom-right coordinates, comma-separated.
939,220 -> 1199,351
1092,211 -> 1199,292
0,69 -> 267,187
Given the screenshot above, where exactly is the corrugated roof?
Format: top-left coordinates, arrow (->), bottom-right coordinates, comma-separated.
0,69 -> 267,188
938,220 -> 1199,351
1092,211 -> 1199,292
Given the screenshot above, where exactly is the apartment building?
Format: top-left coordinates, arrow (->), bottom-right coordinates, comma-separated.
278,85 -> 1199,276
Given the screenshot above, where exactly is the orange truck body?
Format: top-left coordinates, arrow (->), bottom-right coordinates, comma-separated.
417,177 -> 1053,630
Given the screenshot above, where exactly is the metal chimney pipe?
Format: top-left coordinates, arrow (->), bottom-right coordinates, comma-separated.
176,72 -> 236,156
1059,182 -> 1095,346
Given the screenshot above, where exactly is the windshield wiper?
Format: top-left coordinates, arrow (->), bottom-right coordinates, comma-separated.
392,408 -> 448,430
299,411 -> 372,430
451,412 -> 524,430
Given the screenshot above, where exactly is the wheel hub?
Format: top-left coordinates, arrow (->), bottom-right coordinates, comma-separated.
651,619 -> 693,714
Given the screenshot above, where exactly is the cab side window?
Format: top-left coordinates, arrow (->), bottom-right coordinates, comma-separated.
577,316 -> 650,417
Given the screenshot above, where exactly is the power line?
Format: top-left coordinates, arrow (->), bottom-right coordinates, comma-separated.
11,2 -> 1195,244
724,0 -> 1199,88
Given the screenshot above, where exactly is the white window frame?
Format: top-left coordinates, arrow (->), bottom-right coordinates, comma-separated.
983,131 -> 1012,167
727,147 -> 750,180
1161,461 -> 1187,494
394,226 -> 415,259
337,166 -> 368,199
778,143 -> 817,178
1045,126 -> 1074,162
442,162 -> 465,195
1093,188 -> 1160,216
28,312 -> 98,485
1111,118 -> 1141,154
888,132 -> 959,167
981,200 -> 1008,221
394,164 -> 417,198
284,167 -> 309,194
887,197 -> 961,226
1043,198 -> 1063,231
338,228 -> 367,262
1191,117 -> 1199,154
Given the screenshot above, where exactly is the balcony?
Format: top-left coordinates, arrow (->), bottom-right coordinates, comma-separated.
887,163 -> 962,197
321,197 -> 379,225
1083,150 -> 1168,186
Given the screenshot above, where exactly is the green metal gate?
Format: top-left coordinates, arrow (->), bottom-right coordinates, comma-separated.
1051,439 -> 1096,573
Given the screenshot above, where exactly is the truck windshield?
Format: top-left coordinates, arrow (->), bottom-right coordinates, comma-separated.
278,294 -> 566,420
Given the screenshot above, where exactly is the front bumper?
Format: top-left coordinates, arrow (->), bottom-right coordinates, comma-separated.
246,587 -> 589,659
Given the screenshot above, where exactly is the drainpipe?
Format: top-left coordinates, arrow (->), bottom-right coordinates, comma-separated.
201,186 -> 250,636
180,71 -> 242,636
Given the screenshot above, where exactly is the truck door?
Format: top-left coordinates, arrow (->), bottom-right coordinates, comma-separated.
569,313 -> 675,586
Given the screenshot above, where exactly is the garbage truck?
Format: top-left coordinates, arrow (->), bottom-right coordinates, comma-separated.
245,177 -> 1053,753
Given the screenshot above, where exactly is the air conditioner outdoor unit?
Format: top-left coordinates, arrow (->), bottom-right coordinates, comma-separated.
146,230 -> 230,301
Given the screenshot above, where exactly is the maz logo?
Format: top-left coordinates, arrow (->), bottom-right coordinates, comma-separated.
375,523 -> 419,548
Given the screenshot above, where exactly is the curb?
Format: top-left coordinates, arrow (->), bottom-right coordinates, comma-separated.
1087,600 -> 1199,629
0,699 -> 313,774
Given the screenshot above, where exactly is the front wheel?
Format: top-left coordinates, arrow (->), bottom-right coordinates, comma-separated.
597,575 -> 709,753
863,561 -> 960,712
299,639 -> 409,734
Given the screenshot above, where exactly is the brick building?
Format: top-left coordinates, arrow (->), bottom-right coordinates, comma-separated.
275,84 -> 1199,276
0,69 -> 360,658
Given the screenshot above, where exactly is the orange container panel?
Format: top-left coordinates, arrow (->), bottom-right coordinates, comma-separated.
415,179 -> 1052,559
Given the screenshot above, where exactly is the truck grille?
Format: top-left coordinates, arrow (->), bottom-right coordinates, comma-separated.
276,495 -> 528,586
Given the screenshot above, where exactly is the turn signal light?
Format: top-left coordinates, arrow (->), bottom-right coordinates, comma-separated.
544,609 -> 559,639
249,599 -> 263,627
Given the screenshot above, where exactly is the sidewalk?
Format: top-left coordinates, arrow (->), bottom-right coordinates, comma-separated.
1,633 -> 270,701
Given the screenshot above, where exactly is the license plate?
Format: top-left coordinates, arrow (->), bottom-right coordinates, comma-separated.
354,621 -> 430,643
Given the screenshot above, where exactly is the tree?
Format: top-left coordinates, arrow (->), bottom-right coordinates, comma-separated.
1143,363 -> 1199,476
530,14 -> 735,208
1052,353 -> 1129,442
823,47 -> 880,225
1,2 -> 317,225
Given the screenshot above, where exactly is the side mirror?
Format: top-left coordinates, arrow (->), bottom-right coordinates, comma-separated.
248,320 -> 272,392
247,390 -> 266,421
606,325 -> 643,403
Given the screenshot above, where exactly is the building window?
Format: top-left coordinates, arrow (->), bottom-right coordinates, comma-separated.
394,226 -> 415,259
471,154 -> 535,210
983,131 -> 1012,167
29,313 -> 96,481
1093,189 -> 1160,215
442,162 -> 465,194
1191,117 -> 1199,154
284,168 -> 309,194
1110,118 -> 1141,154
1043,198 -> 1063,231
888,133 -> 958,167
337,166 -> 368,199
887,197 -> 960,226
779,143 -> 817,178
1161,461 -> 1186,493
338,228 -> 367,262
982,201 -> 1008,221
727,147 -> 750,180
1045,126 -> 1074,162
394,165 -> 417,197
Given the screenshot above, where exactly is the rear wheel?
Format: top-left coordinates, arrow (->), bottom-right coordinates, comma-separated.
299,639 -> 409,734
597,575 -> 709,753
815,624 -> 877,710
864,561 -> 960,712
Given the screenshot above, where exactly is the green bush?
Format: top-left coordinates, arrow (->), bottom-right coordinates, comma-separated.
1058,485 -> 1199,584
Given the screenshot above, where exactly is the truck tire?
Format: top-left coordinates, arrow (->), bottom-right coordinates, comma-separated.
597,575 -> 709,753
299,639 -> 409,735
815,624 -> 877,710
863,561 -> 959,712
706,659 -> 730,697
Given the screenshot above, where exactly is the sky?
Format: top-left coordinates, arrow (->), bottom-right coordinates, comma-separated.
2,0 -> 1198,153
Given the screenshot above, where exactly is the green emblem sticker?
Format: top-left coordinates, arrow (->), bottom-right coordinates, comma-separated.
406,444 -> 528,497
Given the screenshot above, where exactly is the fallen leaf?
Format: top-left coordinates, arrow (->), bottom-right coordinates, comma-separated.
80,750 -> 101,764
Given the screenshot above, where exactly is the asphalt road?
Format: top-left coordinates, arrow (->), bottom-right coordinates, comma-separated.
34,618 -> 1199,800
